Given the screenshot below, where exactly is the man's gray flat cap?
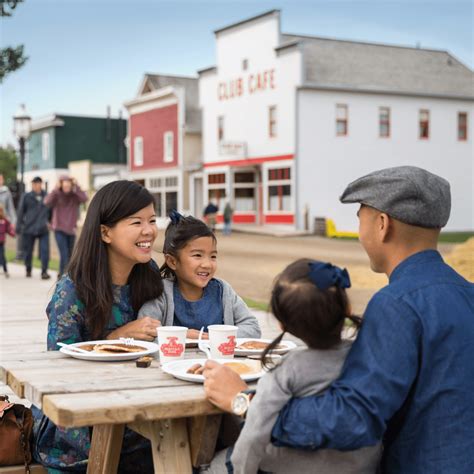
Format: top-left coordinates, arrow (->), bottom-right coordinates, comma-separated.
340,166 -> 451,228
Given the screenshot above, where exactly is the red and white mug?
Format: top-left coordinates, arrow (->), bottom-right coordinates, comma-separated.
207,325 -> 238,359
157,326 -> 187,364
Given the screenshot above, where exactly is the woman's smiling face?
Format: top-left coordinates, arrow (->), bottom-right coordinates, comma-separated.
101,203 -> 158,267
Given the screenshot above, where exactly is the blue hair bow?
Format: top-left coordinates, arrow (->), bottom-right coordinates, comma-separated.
169,210 -> 184,224
308,262 -> 351,290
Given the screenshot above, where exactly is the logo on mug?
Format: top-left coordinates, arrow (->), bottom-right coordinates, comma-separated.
161,336 -> 184,357
218,335 -> 236,356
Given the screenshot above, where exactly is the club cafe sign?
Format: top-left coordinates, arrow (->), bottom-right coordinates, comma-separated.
218,69 -> 275,101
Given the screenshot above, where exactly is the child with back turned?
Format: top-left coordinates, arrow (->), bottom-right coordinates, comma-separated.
139,211 -> 260,338
229,258 -> 381,474
0,203 -> 15,278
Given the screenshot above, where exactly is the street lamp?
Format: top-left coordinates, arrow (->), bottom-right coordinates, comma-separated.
13,103 -> 31,260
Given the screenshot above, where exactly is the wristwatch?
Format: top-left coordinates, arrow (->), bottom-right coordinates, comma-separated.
231,389 -> 256,417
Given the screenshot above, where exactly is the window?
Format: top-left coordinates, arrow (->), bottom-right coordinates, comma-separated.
379,107 -> 390,138
163,131 -> 174,162
242,59 -> 248,71
42,132 -> 50,161
419,109 -> 429,139
233,171 -> 256,211
269,106 -> 277,138
218,116 -> 224,142
152,192 -> 162,217
150,174 -> 179,218
458,112 -> 468,141
336,104 -> 348,136
267,167 -> 292,212
165,191 -> 178,214
133,136 -> 143,166
208,173 -> 225,185
165,176 -> 178,187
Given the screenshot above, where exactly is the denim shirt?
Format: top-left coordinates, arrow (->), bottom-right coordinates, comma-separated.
272,250 -> 474,474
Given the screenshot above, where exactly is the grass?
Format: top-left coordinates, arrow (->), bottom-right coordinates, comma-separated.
331,232 -> 473,243
5,249 -> 59,272
243,297 -> 269,312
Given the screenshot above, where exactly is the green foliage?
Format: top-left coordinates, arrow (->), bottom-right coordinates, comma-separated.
0,45 -> 28,82
0,146 -> 18,185
5,249 -> 60,272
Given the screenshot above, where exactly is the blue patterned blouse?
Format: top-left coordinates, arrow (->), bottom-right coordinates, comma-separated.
33,275 -> 153,473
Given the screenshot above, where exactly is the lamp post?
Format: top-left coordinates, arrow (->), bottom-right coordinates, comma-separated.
13,103 -> 31,260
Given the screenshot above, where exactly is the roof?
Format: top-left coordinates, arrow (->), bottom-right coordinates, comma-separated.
140,74 -> 201,132
281,34 -> 474,99
214,9 -> 280,35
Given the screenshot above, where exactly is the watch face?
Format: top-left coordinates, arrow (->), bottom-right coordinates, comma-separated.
232,393 -> 249,416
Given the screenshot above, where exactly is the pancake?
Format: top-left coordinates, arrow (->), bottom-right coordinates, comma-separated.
237,341 -> 284,351
223,361 -> 258,375
92,343 -> 145,354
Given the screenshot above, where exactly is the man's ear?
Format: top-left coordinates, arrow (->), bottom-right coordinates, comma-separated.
100,225 -> 111,244
164,253 -> 177,270
379,213 -> 391,242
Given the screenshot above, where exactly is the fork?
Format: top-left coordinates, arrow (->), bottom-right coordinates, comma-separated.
57,342 -> 90,354
119,337 -> 135,346
198,327 -> 211,359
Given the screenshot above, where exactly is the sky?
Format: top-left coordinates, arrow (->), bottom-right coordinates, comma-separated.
1,0 -> 473,147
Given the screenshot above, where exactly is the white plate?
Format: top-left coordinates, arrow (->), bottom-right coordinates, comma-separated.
185,338 -> 200,346
235,338 -> 297,356
59,339 -> 159,361
161,358 -> 266,383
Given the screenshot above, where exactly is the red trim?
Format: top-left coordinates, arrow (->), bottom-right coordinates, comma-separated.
264,214 -> 294,224
204,154 -> 294,168
233,214 -> 256,224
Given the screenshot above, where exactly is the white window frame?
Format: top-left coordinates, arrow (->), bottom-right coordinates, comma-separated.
163,131 -> 174,163
42,132 -> 50,161
133,136 -> 143,166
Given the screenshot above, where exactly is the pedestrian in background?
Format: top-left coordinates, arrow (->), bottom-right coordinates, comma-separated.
223,201 -> 234,236
0,203 -> 15,278
45,175 -> 87,277
16,176 -> 51,279
203,201 -> 219,232
0,173 -> 16,229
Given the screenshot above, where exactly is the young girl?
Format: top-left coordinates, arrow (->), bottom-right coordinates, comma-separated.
32,180 -> 163,473
0,203 -> 15,278
229,258 -> 381,474
139,211 -> 260,339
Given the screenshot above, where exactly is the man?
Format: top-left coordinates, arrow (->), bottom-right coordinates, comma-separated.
203,201 -> 219,232
17,176 -> 51,279
0,173 -> 16,228
203,166 -> 474,474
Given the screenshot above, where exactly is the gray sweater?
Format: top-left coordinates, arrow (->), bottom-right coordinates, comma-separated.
138,278 -> 261,338
231,341 -> 381,474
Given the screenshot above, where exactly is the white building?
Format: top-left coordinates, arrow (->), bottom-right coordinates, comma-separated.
198,10 -> 473,232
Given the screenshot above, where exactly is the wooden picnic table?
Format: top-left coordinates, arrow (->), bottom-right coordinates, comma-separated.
0,348 -> 246,473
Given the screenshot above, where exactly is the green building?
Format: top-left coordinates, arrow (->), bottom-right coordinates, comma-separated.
24,113 -> 127,191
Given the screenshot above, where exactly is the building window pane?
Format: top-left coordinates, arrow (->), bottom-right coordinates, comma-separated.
165,176 -> 178,187
269,106 -> 277,137
152,192 -> 162,217
268,185 -> 291,211
42,132 -> 50,161
165,191 -> 178,214
379,107 -> 390,138
336,104 -> 348,136
458,112 -> 468,141
234,172 -> 255,183
209,188 -> 226,211
163,131 -> 174,162
419,109 -> 429,139
268,168 -> 291,181
134,136 -> 143,166
235,188 -> 255,211
218,116 -> 224,141
208,173 -> 226,185
242,59 -> 248,71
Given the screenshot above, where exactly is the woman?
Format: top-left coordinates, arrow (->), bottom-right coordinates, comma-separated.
32,180 -> 163,473
44,175 -> 87,277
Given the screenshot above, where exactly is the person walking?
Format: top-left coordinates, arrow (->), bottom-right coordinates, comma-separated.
0,173 -> 17,227
0,203 -> 15,278
203,201 -> 219,232
223,201 -> 234,236
16,176 -> 51,279
45,175 -> 87,277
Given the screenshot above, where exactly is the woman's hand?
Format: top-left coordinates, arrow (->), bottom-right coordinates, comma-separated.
187,329 -> 209,340
202,360 -> 248,412
107,317 -> 161,341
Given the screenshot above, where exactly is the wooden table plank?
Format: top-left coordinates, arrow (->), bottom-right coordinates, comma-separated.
87,424 -> 125,474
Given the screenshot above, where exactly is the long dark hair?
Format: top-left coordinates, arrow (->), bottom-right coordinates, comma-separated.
262,258 -> 361,367
68,180 -> 163,339
161,213 -> 216,279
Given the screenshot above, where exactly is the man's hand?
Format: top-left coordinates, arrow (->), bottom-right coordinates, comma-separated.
107,317 -> 161,341
203,360 -> 248,412
187,329 -> 209,339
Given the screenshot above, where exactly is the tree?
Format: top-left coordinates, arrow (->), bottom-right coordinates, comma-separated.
0,146 -> 18,185
0,0 -> 28,82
